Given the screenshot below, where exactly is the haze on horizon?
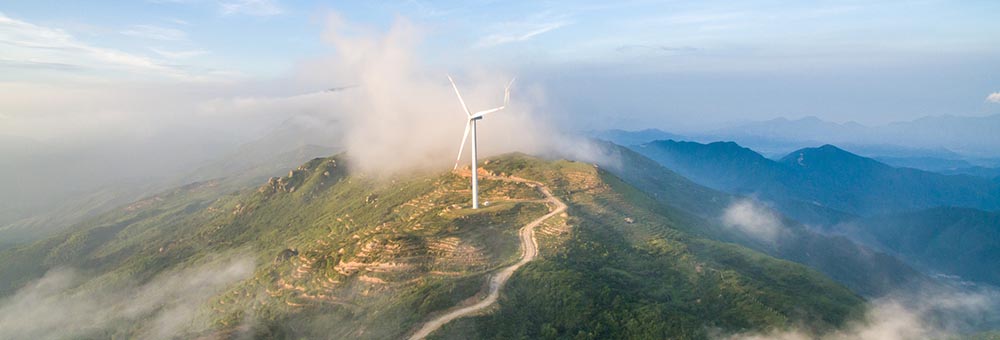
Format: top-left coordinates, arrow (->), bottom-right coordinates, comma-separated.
1,0 -> 999,142
1,0 -> 999,206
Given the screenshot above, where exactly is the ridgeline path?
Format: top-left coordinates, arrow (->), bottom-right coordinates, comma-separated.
407,174 -> 567,340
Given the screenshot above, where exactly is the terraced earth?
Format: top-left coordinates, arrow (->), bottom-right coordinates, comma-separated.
0,153 -> 865,339
408,174 -> 567,339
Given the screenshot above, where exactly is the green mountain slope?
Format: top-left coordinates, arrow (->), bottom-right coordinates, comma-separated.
0,153 -> 865,339
586,141 -> 922,297
837,207 -> 1000,286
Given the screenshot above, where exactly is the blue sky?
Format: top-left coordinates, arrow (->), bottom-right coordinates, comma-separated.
1,0 -> 999,134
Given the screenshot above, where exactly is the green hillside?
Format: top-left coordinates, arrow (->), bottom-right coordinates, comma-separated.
0,153 -> 864,339
842,207 -> 1000,286
587,141 -> 921,297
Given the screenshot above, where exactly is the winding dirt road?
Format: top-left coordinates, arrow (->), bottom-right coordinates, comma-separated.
407,176 -> 566,340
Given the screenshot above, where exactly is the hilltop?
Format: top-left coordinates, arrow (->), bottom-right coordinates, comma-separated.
0,153 -> 865,339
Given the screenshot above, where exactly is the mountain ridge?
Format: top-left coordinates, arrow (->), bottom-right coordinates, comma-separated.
0,152 -> 866,339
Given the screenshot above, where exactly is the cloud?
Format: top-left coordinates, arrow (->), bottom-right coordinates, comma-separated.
121,25 -> 187,41
221,0 -> 283,16
475,20 -> 569,47
987,92 -> 1000,103
0,254 -> 255,339
721,284 -> 1000,340
150,47 -> 208,59
721,199 -> 784,242
615,44 -> 699,54
247,12 -> 553,174
0,12 -> 207,79
0,58 -> 86,71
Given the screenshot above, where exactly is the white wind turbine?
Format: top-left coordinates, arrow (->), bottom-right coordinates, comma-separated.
449,75 -> 515,209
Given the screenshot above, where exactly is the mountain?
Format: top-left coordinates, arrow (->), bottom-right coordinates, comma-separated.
779,145 -> 1000,215
709,114 -> 1000,158
0,115 -> 343,246
588,142 -> 920,297
834,207 -> 1000,286
939,166 -> 1000,180
587,128 -> 687,147
633,140 -> 1000,218
0,153 -> 866,339
874,156 -> 975,172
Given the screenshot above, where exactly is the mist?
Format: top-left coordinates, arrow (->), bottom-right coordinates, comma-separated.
721,283 -> 1000,340
0,12 -> 565,240
0,254 -> 254,340
721,199 -> 787,243
302,13 -> 554,173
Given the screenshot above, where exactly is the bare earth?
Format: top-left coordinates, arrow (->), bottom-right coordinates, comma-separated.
407,176 -> 567,340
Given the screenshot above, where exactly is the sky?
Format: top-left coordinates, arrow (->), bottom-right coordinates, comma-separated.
1,0 -> 999,140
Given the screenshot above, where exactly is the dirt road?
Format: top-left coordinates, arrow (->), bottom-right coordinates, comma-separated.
407,176 -> 566,340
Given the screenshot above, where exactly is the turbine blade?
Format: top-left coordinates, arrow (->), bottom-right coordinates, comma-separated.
447,75 -> 472,117
470,78 -> 515,118
504,77 -> 516,106
454,121 -> 472,170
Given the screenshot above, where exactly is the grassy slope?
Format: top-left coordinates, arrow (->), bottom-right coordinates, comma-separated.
0,153 -> 864,339
431,155 -> 863,339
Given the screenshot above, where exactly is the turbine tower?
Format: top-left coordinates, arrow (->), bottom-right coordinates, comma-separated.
449,75 -> 515,209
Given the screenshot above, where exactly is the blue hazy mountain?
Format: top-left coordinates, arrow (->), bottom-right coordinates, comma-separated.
631,140 -> 1000,286
587,128 -> 687,147
836,207 -> 1000,286
707,114 -> 1000,158
588,141 -> 921,296
633,140 -> 1000,219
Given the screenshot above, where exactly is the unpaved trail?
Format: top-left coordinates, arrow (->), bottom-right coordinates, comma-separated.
407,175 -> 567,340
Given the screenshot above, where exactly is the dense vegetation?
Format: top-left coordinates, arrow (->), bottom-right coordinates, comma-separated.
0,152 -> 868,339
430,155 -> 863,339
585,142 -> 922,297
840,207 -> 1000,286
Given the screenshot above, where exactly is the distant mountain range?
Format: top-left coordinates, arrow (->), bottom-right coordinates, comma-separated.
708,114 -> 1000,158
588,141 -> 921,296
628,139 -> 1000,287
834,207 -> 1000,286
633,140 -> 1000,218
589,114 -> 1000,164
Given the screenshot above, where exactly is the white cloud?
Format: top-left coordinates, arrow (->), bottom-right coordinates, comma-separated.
721,199 -> 784,242
0,255 -> 254,339
0,12 -> 206,79
476,20 -> 569,47
987,92 -> 1000,103
722,286 -> 1000,340
121,24 -> 187,41
221,0 -> 283,16
150,47 -> 208,59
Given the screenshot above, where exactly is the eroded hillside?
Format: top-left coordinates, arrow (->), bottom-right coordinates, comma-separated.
0,153 -> 865,340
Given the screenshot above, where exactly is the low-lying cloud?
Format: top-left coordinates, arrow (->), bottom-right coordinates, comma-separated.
987,92 -> 1000,103
721,284 -> 1000,340
277,13 -> 554,173
0,254 -> 254,340
721,199 -> 785,242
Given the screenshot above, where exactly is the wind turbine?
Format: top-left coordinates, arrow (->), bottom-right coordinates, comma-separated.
449,75 -> 515,209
